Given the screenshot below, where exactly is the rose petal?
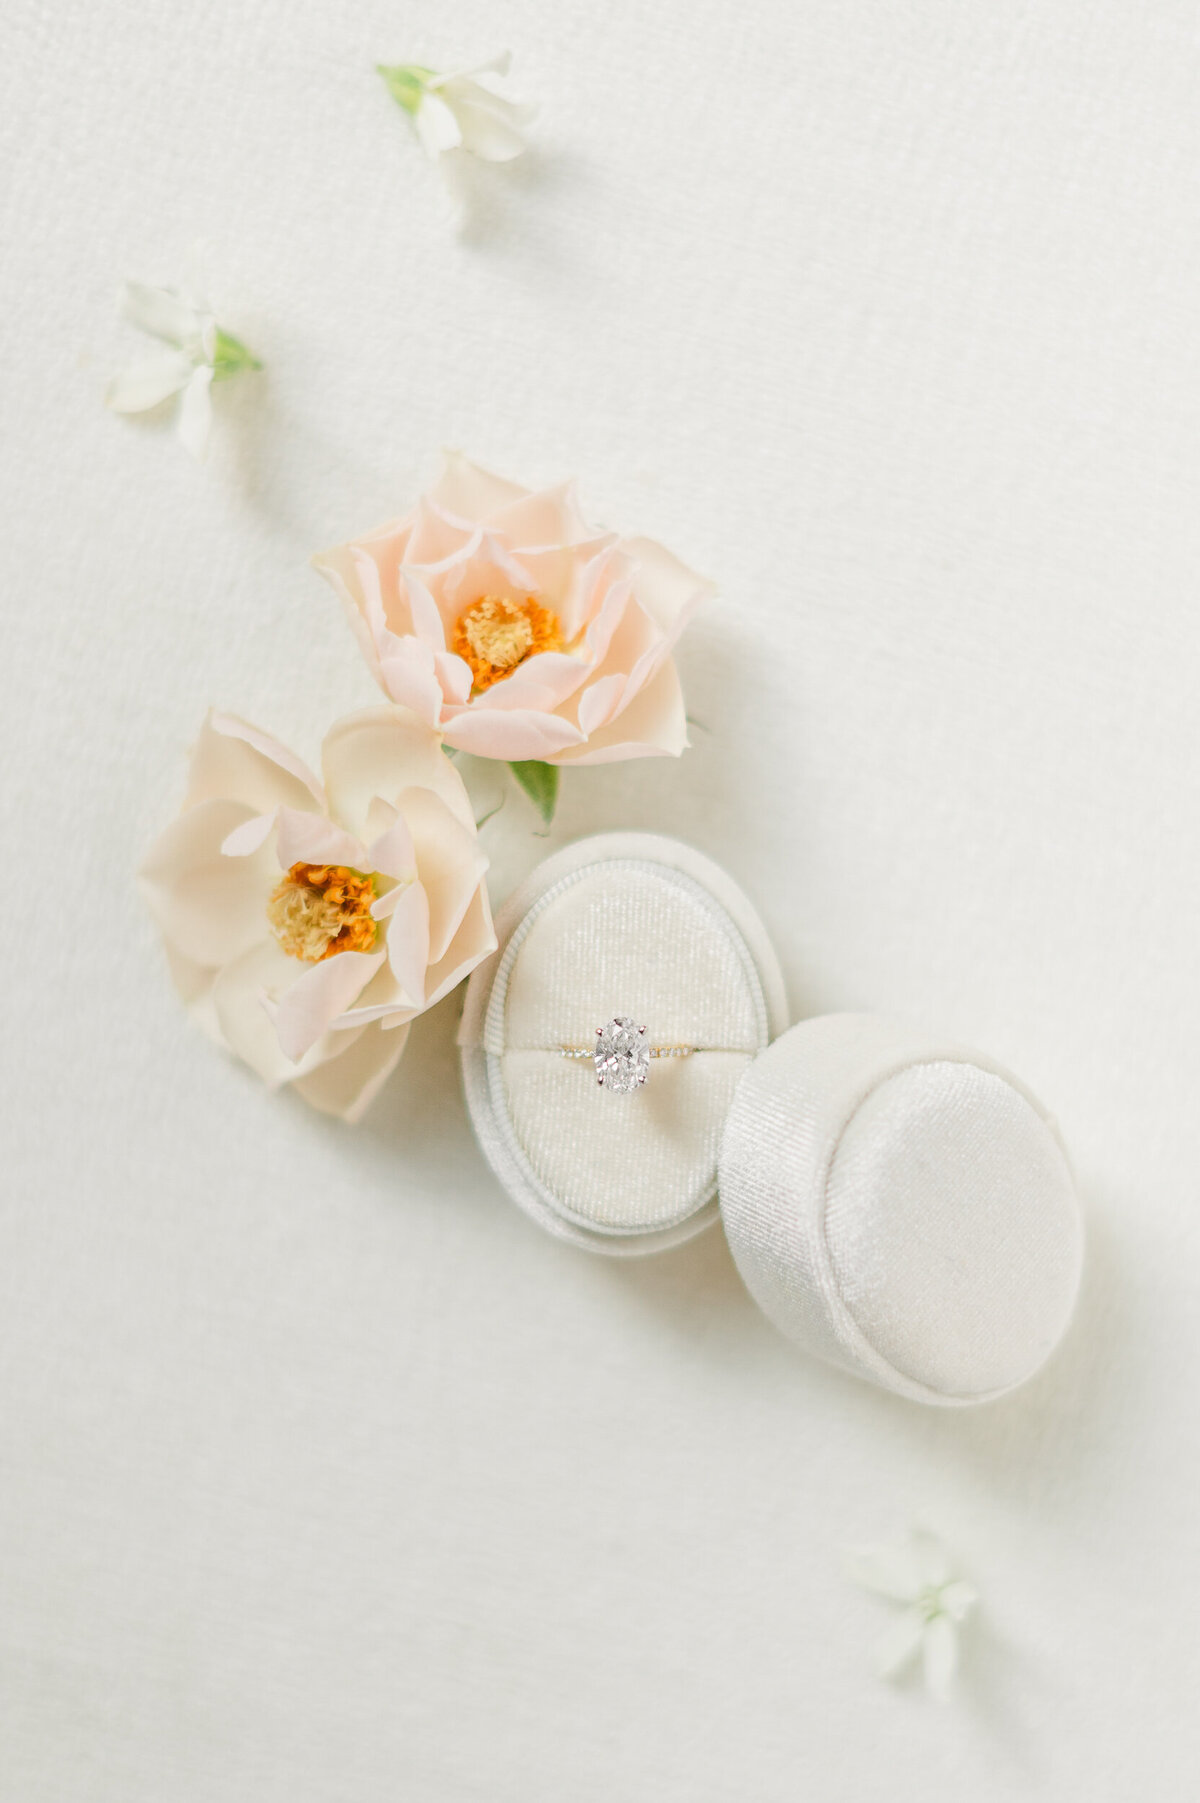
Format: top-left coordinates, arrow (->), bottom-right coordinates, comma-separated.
401,528 -> 485,624
577,559 -> 635,663
376,633 -> 447,724
321,707 -> 473,836
624,534 -> 714,632
467,651 -> 588,716
428,451 -> 528,524
489,481 -> 599,549
273,948 -> 387,1062
366,805 -> 418,884
576,672 -> 627,738
211,939 -> 358,1086
275,807 -> 366,872
440,705 -> 584,762
290,1020 -> 411,1123
326,955 -> 412,1029
465,540 -> 602,621
398,571 -> 447,649
398,785 -> 490,963
421,532 -> 534,627
140,798 -> 277,968
351,542 -> 408,643
433,651 -> 473,707
553,658 -> 687,765
473,529 -> 539,592
186,713 -> 324,815
582,590 -> 662,695
423,884 -> 496,1010
219,810 -> 278,858
385,880 -> 431,1010
620,586 -> 704,707
312,538 -> 401,683
370,884 -> 408,922
403,498 -> 475,570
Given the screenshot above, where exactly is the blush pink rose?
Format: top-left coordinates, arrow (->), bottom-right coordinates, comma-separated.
313,453 -> 712,766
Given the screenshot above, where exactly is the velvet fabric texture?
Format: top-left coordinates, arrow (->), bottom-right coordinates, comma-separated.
459,834 -> 788,1253
719,1014 -> 1084,1404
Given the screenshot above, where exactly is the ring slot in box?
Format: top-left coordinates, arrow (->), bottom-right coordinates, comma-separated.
459,833 -> 789,1254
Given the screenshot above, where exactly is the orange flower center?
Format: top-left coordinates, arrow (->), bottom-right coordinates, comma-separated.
452,594 -> 562,693
267,863 -> 377,962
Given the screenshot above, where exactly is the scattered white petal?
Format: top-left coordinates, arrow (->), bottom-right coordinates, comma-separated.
923,1614 -> 959,1703
415,88 -> 464,157
938,1579 -> 979,1624
121,280 -> 203,346
437,86 -> 530,162
106,278 -> 260,456
105,349 -> 195,414
176,365 -> 214,461
379,54 -> 533,163
844,1530 -> 976,1701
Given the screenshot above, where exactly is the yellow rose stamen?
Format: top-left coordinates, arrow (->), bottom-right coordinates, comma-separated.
267,863 -> 378,962
452,594 -> 563,693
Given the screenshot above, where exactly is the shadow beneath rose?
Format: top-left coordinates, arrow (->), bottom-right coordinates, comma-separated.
353,991 -> 485,1201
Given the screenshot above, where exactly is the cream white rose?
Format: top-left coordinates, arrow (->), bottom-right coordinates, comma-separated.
140,707 -> 495,1122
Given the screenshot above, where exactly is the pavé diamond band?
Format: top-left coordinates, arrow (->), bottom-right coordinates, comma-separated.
559,1015 -> 697,1092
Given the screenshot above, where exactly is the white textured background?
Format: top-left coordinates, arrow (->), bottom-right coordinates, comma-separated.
3,2 -> 1199,1796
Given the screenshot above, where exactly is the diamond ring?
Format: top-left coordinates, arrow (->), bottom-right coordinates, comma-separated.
559,1015 -> 696,1092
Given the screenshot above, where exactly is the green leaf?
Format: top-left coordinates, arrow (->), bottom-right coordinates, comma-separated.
211,328 -> 261,381
377,62 -> 433,116
509,760 -> 559,824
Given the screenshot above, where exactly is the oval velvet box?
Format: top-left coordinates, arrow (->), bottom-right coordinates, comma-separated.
458,833 -> 790,1255
718,1013 -> 1084,1405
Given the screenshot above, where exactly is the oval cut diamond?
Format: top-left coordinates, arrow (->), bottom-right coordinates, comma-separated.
594,1016 -> 651,1093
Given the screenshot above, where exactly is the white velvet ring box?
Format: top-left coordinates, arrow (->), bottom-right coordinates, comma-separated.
458,833 -> 1084,1406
